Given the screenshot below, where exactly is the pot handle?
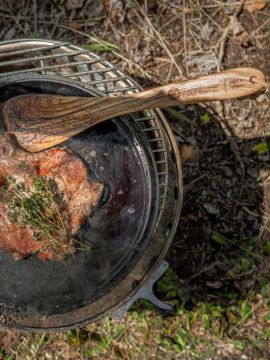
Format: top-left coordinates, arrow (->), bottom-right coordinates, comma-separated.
135,68 -> 268,107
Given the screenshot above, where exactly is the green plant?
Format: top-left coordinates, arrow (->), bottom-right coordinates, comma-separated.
200,113 -> 210,123
0,171 -> 74,257
253,142 -> 268,155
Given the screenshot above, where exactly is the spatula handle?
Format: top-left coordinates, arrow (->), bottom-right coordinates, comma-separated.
49,67 -> 266,124
132,67 -> 267,108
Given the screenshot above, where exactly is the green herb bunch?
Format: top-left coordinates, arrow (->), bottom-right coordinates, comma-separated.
0,171 -> 74,258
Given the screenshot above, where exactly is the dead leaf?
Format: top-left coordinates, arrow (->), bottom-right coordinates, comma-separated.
230,17 -> 250,47
244,0 -> 266,13
206,280 -> 223,289
179,144 -> 196,161
182,7 -> 193,14
103,0 -> 110,11
66,0 -> 84,10
176,283 -> 195,305
137,0 -> 156,10
68,22 -> 82,30
108,0 -> 125,24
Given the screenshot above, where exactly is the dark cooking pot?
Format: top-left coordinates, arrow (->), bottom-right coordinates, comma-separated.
0,71 -> 182,331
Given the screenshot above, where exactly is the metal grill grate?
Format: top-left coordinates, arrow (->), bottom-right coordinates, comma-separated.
0,39 -> 168,213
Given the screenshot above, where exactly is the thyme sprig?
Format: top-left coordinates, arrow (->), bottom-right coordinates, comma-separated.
0,173 -> 74,258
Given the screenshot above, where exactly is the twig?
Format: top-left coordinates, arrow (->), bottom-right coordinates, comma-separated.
33,0 -> 37,35
182,0 -> 189,77
131,0 -> 185,80
228,298 -> 263,334
163,107 -> 193,124
251,16 -> 270,35
58,24 -> 153,79
217,0 -> 246,71
184,174 -> 208,190
214,101 -> 245,175
205,1 -> 247,175
111,50 -> 153,79
158,0 -> 270,11
179,261 -> 221,285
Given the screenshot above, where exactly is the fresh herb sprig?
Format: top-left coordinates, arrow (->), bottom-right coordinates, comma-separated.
0,173 -> 74,258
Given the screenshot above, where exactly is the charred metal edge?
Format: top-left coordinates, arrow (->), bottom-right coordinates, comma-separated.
0,302 -> 26,328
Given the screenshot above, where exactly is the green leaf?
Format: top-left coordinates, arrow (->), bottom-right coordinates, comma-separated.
211,234 -> 228,246
202,314 -> 211,329
81,43 -> 116,53
263,329 -> 270,337
173,334 -> 186,351
200,113 -> 210,123
164,107 -> 193,124
248,236 -> 258,244
263,242 -> 270,254
253,142 -> 268,155
235,341 -> 245,350
239,258 -> 251,272
81,36 -> 119,53
265,312 -> 270,321
240,302 -> 251,318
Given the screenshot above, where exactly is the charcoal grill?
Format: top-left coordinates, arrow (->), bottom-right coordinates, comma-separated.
0,39 -> 182,332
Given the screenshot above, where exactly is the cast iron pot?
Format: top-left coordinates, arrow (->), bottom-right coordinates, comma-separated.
0,72 -> 182,332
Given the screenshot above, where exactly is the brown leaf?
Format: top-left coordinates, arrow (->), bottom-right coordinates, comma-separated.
230,17 -> 250,47
182,7 -> 193,14
108,0 -> 125,24
103,0 -> 110,11
68,22 -> 82,30
66,0 -> 84,10
179,144 -> 196,161
244,0 -> 266,13
206,281 -> 223,289
136,0 -> 156,10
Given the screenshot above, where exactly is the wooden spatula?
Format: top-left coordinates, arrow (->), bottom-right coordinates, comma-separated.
3,67 -> 268,152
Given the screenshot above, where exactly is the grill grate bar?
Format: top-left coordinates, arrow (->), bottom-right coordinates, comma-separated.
153,149 -> 166,153
104,87 -> 137,93
156,160 -> 167,164
0,42 -> 72,58
142,127 -> 161,132
135,116 -> 155,122
86,76 -> 128,85
62,67 -> 118,77
0,58 -> 106,78
148,137 -> 163,142
0,49 -> 90,68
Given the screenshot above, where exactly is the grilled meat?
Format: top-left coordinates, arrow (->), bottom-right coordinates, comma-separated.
0,135 -> 103,261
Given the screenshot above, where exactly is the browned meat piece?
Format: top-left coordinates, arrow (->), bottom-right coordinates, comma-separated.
0,135 -> 103,261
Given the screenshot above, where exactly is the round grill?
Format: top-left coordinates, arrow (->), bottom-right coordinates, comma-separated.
0,39 -> 182,332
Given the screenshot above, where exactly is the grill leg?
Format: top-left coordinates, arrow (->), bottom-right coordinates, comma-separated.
112,261 -> 174,320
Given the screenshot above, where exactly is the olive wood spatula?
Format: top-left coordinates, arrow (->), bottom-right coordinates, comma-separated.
3,67 -> 268,152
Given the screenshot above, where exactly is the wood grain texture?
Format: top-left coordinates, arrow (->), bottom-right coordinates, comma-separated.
3,67 -> 268,152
